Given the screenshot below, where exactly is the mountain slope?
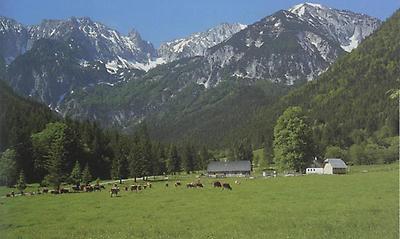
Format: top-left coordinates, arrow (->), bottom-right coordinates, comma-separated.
28,17 -> 157,64
0,16 -> 29,64
6,38 -> 120,108
158,23 -> 247,62
60,4 -> 381,135
244,9 -> 400,152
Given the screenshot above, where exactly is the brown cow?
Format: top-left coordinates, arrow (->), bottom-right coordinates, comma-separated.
130,185 -> 138,191
213,181 -> 222,188
110,187 -> 119,197
60,188 -> 70,194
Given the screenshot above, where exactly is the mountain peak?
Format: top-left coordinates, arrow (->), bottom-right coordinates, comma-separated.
289,2 -> 329,16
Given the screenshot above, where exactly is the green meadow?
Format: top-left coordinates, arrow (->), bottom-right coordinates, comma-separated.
0,163 -> 398,239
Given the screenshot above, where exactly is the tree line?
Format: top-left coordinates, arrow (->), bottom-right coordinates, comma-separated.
0,118 -> 215,188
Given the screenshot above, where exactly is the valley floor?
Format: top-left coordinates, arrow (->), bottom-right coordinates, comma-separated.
0,163 -> 398,239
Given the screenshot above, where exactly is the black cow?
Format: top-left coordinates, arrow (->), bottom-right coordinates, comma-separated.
222,183 -> 232,190
213,181 -> 222,188
196,183 -> 204,188
186,183 -> 195,188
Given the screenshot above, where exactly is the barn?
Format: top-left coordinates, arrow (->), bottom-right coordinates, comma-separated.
207,160 -> 251,177
323,158 -> 348,174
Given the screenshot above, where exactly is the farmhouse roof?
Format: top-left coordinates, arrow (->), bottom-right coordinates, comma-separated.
207,160 -> 251,173
324,158 -> 347,168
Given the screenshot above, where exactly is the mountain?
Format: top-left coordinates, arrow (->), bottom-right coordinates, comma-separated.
288,3 -> 380,52
2,4 -> 385,149
5,38 -> 123,108
198,3 -> 380,87
28,17 -> 157,66
243,9 -> 399,152
0,16 -> 157,70
158,23 -> 247,62
0,16 -> 29,64
58,4 -> 383,147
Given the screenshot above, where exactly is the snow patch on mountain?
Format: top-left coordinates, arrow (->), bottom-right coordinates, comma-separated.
158,23 -> 247,62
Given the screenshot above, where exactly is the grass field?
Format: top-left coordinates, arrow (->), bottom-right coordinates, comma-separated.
0,163 -> 398,239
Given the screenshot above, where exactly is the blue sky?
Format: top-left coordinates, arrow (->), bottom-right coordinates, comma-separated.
1,0 -> 398,46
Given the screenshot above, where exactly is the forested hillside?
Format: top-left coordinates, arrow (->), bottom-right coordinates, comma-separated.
248,10 -> 399,164
0,79 -> 57,181
0,80 -> 214,186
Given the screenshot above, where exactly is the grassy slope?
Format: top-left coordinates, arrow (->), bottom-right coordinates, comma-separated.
0,163 -> 398,239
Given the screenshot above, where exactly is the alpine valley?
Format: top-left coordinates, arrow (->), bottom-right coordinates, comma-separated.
0,3 -> 392,148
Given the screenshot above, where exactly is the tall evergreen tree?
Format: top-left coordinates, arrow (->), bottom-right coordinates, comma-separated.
69,161 -> 82,186
198,146 -> 211,171
0,148 -> 17,186
16,170 -> 26,192
82,163 -> 92,185
168,145 -> 180,175
183,144 -> 196,174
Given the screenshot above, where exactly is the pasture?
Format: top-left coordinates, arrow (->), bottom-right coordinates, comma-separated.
0,163 -> 398,239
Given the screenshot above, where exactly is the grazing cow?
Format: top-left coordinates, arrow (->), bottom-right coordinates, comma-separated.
84,185 -> 94,192
110,187 -> 119,197
195,183 -> 204,188
93,185 -> 101,192
213,181 -> 222,188
60,188 -> 70,194
186,183 -> 195,188
130,185 -> 138,191
175,181 -> 181,187
222,183 -> 232,190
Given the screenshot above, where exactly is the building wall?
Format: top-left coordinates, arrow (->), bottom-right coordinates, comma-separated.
323,164 -> 333,174
306,168 -> 324,174
333,168 -> 347,174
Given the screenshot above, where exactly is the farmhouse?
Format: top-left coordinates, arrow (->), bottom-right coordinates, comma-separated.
207,160 -> 251,177
323,158 -> 348,174
306,168 -> 324,175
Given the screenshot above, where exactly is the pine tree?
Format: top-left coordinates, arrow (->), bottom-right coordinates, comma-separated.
183,144 -> 196,174
69,161 -> 82,186
0,148 -> 17,186
198,146 -> 210,171
82,163 -> 92,185
168,145 -> 180,175
16,170 -> 26,192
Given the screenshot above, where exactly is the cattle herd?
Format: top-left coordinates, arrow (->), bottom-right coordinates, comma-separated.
5,183 -> 107,198
5,180 -> 237,198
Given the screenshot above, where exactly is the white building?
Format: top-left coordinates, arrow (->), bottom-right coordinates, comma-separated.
323,158 -> 348,174
306,168 -> 324,175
